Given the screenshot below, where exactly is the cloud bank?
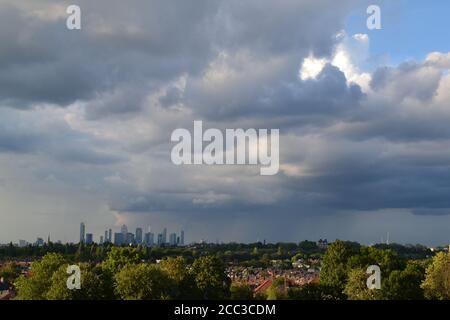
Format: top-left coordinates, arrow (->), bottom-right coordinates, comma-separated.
1,0 -> 450,245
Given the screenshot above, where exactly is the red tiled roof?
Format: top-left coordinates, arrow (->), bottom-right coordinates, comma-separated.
254,278 -> 273,294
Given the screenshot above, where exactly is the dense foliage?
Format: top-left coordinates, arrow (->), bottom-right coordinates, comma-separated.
2,241 -> 448,300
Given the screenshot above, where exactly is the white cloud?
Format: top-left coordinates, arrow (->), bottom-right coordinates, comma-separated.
426,52 -> 450,69
299,55 -> 328,80
299,33 -> 371,91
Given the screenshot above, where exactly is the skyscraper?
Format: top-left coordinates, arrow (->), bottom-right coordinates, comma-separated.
114,232 -> 124,245
180,230 -> 185,246
86,233 -> 93,244
144,232 -> 154,246
162,228 -> 167,244
126,232 -> 135,244
108,229 -> 112,242
100,235 -> 104,244
104,230 -> 108,243
136,228 -> 143,244
80,222 -> 85,243
121,224 -> 128,241
169,233 -> 177,246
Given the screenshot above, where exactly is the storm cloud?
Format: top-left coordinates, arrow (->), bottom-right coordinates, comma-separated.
1,0 -> 450,245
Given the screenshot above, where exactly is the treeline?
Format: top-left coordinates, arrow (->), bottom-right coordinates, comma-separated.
2,243 -> 449,300
312,240 -> 446,300
0,241 -> 432,264
9,249 -> 236,300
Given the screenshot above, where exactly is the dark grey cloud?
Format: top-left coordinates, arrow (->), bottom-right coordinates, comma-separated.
0,0 -> 221,110
3,0 -> 450,245
371,61 -> 442,102
185,64 -> 363,124
0,108 -> 124,165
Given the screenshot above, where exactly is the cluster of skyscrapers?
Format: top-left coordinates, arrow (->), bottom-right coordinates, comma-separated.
79,222 -> 185,247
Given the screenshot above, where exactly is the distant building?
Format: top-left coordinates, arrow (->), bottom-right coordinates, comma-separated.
108,229 -> 112,242
104,230 -> 108,243
18,240 -> 28,247
85,233 -> 93,244
80,222 -> 85,243
162,228 -> 167,244
126,233 -> 135,245
114,233 -> 124,245
180,230 -> 185,246
144,232 -> 154,246
121,224 -> 128,240
317,239 -> 328,249
169,233 -> 177,246
100,236 -> 104,244
157,233 -> 163,246
136,228 -> 143,244
35,238 -> 44,246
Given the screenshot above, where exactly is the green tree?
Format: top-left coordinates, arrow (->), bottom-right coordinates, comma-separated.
421,252 -> 450,300
291,253 -> 304,263
190,256 -> 231,299
160,256 -> 199,299
344,268 -> 382,300
230,283 -> 254,300
15,253 -> 66,300
102,247 -> 144,275
320,241 -> 355,290
114,263 -> 176,300
383,262 -> 425,300
46,263 -> 105,300
288,283 -> 345,300
266,277 -> 288,300
348,247 -> 406,277
0,262 -> 20,282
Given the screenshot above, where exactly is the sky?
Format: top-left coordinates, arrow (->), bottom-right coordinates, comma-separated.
1,0 -> 450,246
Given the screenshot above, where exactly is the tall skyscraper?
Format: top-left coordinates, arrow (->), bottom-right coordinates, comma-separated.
114,232 -> 124,245
180,230 -> 185,246
121,224 -> 128,242
104,230 -> 108,243
80,222 -> 85,243
108,229 -> 112,242
157,233 -> 163,246
100,235 -> 104,244
126,232 -> 135,244
144,232 -> 154,246
85,233 -> 93,244
135,228 -> 143,244
162,228 -> 167,244
169,233 -> 177,246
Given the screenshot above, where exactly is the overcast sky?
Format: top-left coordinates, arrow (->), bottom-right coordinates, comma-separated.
1,0 -> 450,246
